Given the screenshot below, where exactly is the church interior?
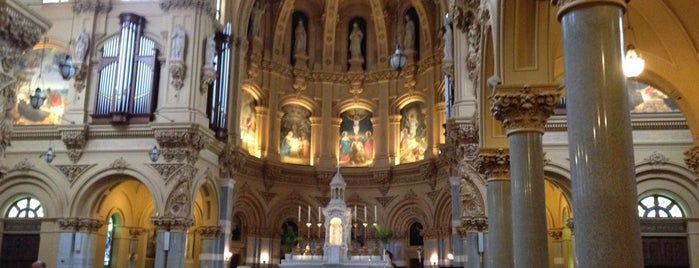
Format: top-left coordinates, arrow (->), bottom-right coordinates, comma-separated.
0,0 -> 698,267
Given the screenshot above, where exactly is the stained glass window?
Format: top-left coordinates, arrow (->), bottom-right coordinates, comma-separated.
638,194 -> 685,218
5,197 -> 44,218
103,215 -> 115,266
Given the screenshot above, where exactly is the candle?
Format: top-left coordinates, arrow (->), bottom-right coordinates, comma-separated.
364,205 -> 367,221
374,205 -> 377,221
318,206 -> 321,221
354,205 -> 357,220
308,205 -> 311,222
298,206 -> 301,222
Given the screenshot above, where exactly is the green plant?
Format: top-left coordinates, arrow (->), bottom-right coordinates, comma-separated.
372,224 -> 394,244
281,223 -> 302,253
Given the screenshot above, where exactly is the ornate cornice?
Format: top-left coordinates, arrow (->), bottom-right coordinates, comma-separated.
159,0 -> 216,19
72,0 -> 112,14
197,226 -> 222,238
149,163 -> 184,178
58,217 -> 104,233
154,127 -> 209,164
458,216 -> 488,235
219,145 -> 247,177
128,227 -> 145,237
490,85 -> 562,134
151,216 -> 194,232
684,146 -> 699,177
60,128 -> 88,163
0,0 -> 51,57
477,148 -> 510,180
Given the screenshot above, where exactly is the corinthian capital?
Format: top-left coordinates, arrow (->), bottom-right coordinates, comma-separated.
477,148 -> 510,180
684,145 -> 699,177
490,84 -> 561,134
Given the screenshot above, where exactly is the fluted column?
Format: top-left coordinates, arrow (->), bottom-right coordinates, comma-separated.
151,217 -> 195,268
490,85 -> 560,268
477,148 -> 512,268
557,1 -> 643,267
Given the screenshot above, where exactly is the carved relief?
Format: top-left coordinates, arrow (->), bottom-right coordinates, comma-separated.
684,146 -> 699,176
149,163 -> 184,179
439,119 -> 480,177
477,148 -> 510,179
458,216 -> 487,234
374,195 -> 396,208
549,228 -> 563,241
60,129 -> 87,163
151,216 -> 194,232
460,177 -> 485,218
58,217 -> 104,233
73,0 -> 112,14
258,191 -> 277,204
374,170 -> 391,196
219,145 -> 246,177
155,128 -> 209,164
165,179 -> 192,218
198,226 -> 222,238
645,151 -> 669,167
159,0 -> 216,19
490,85 -> 562,134
169,62 -> 186,92
55,164 -> 93,183
13,158 -> 33,172
110,157 -> 130,170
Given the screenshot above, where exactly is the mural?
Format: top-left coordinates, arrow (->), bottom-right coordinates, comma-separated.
240,91 -> 258,156
339,109 -> 373,166
399,102 -> 427,164
628,80 -> 680,113
280,104 -> 311,164
13,48 -> 70,125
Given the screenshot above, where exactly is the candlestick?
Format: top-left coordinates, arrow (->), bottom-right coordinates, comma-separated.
308,205 -> 311,223
354,205 -> 357,220
364,205 -> 367,221
318,206 -> 321,221
298,206 -> 301,222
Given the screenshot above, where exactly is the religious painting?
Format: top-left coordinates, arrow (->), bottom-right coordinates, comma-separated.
280,104 -> 311,164
240,90 -> 258,156
399,102 -> 427,164
13,48 -> 70,125
628,80 -> 680,113
339,109 -> 373,166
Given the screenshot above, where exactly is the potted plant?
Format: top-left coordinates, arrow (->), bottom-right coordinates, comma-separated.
372,224 -> 394,256
281,223 -> 302,259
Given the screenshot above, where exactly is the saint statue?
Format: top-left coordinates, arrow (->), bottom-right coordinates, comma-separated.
403,15 -> 415,50
204,33 -> 216,67
73,29 -> 90,63
443,18 -> 453,60
170,25 -> 186,60
349,22 -> 363,59
294,19 -> 307,54
250,1 -> 265,37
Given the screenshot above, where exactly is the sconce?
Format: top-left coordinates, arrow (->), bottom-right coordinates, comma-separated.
389,44 -> 407,71
224,251 -> 233,261
40,147 -> 55,163
149,146 -> 160,162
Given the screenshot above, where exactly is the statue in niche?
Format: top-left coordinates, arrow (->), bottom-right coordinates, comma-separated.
73,29 -> 89,63
250,1 -> 265,37
204,34 -> 215,67
294,19 -> 307,55
329,218 -> 342,245
443,17 -> 453,60
349,22 -> 363,59
403,15 -> 415,50
171,25 -> 186,60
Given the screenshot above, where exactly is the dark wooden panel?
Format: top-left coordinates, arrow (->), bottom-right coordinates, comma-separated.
0,234 -> 40,268
643,236 -> 689,268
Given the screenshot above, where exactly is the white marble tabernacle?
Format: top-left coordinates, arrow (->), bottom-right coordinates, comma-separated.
280,169 -> 390,267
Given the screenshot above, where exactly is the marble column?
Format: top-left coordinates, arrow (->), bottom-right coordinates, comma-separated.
490,85 -> 560,268
151,217 -> 194,268
218,178 -> 236,267
127,228 -> 145,268
548,228 -> 564,268
449,177 -> 464,266
477,148 -> 512,268
557,1 -> 643,266
197,226 -> 223,267
56,218 -> 104,268
458,218 -> 487,268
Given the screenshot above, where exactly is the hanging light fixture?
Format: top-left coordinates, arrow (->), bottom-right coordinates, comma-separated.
59,54 -> 75,80
149,146 -> 160,162
623,9 -> 644,77
41,147 -> 55,163
389,44 -> 407,71
30,38 -> 48,109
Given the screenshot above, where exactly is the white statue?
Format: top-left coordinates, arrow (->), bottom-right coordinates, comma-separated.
205,33 -> 216,67
349,22 -> 363,59
250,1 -> 265,37
403,15 -> 415,50
294,20 -> 307,54
171,25 -> 186,60
73,29 -> 89,63
443,19 -> 453,60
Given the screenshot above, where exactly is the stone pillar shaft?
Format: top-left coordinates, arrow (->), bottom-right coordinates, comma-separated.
478,148 -> 512,268
151,217 -> 194,268
449,177 -> 464,266
557,1 -> 643,267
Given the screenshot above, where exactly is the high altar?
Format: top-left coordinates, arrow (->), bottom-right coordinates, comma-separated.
280,169 -> 390,267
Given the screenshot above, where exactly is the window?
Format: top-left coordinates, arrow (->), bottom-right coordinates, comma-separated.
103,215 -> 115,266
409,222 -> 424,246
207,23 -> 231,139
94,13 -> 160,124
638,194 -> 685,218
5,197 -> 44,218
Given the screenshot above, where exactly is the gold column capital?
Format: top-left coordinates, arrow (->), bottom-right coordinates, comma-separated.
490,84 -> 561,135
554,0 -> 627,21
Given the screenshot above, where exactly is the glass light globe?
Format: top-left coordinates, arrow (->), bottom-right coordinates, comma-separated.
623,45 -> 645,77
